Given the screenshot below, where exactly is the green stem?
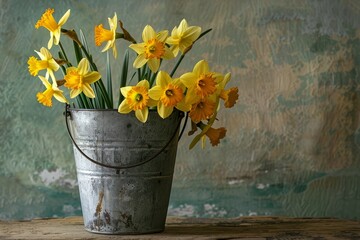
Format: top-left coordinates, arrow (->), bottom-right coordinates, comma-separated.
170,54 -> 185,77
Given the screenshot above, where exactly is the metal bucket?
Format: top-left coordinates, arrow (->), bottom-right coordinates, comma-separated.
65,106 -> 183,234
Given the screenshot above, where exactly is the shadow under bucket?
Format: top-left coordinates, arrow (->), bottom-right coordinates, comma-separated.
65,106 -> 183,234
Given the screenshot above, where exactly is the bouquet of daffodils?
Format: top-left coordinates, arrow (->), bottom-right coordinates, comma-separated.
28,9 -> 239,149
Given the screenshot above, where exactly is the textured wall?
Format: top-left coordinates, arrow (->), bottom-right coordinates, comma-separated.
1,0 -> 360,219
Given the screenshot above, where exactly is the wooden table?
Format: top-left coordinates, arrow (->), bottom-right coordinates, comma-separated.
1,216 -> 360,239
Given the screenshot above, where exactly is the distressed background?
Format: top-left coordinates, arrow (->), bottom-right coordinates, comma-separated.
1,0 -> 360,220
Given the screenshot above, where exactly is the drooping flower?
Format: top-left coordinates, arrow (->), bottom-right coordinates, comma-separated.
148,71 -> 185,119
129,25 -> 174,72
94,13 -> 118,58
202,126 -> 227,147
64,58 -> 101,98
215,72 -> 239,108
118,80 -> 157,123
36,76 -> 68,107
166,19 -> 201,57
189,97 -> 216,123
220,87 -> 239,108
28,47 -> 60,81
35,8 -> 71,49
180,60 -> 223,103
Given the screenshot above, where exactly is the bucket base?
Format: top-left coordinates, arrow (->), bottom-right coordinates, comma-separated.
84,227 -> 165,235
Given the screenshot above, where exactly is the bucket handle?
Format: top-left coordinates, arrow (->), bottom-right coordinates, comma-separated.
64,104 -> 185,171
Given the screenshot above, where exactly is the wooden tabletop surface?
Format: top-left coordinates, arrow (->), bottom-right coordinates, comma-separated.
1,216 -> 360,239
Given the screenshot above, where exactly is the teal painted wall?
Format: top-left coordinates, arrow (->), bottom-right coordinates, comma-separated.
1,0 -> 360,219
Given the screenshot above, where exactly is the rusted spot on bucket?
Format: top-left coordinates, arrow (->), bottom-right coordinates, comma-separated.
94,191 -> 104,231
95,191 -> 104,216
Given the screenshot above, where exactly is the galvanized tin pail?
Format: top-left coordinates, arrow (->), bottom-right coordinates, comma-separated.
65,105 -> 183,234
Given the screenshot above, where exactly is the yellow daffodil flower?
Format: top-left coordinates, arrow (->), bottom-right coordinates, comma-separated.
166,19 -> 201,57
94,13 -> 118,58
28,47 -> 59,81
180,60 -> 223,103
129,25 -> 174,72
36,76 -> 68,107
64,58 -> 101,98
148,71 -> 186,119
189,97 -> 216,123
35,8 -> 71,49
118,80 -> 157,123
215,73 -> 239,108
201,126 -> 227,148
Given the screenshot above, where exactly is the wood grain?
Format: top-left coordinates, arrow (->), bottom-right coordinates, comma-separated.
1,216 -> 359,239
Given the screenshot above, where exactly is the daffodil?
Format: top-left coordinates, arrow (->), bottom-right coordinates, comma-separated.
189,97 -> 216,123
129,25 -> 174,72
166,19 -> 201,57
215,73 -> 239,108
180,60 -> 223,103
118,80 -> 157,123
64,58 -> 101,98
35,8 -> 71,49
148,71 -> 186,119
28,47 -> 59,81
202,126 -> 227,147
36,76 -> 68,107
94,13 -> 118,58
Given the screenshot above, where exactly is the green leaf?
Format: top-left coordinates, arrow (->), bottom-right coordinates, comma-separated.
73,40 -> 83,64
106,52 -> 114,108
79,29 -> 90,54
118,50 -> 129,106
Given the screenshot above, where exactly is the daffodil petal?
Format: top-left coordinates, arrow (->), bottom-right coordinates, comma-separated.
135,108 -> 148,123
178,19 -> 188,33
102,41 -> 112,52
156,71 -> 171,88
70,88 -> 82,98
38,76 -> 52,89
180,72 -> 197,88
157,30 -> 168,42
118,100 -> 132,114
77,58 -> 89,75
158,102 -> 173,119
162,47 -> 174,60
47,33 -> 54,49
53,92 -> 68,103
120,86 -> 132,98
183,26 -> 201,40
84,72 -> 101,84
193,60 -> 209,75
148,85 -> 163,100
147,58 -> 160,72
112,44 -> 117,59
108,13 -> 117,29
82,84 -> 96,98
176,99 -> 192,112
142,25 -> 156,42
133,54 -> 148,69
48,59 -> 60,71
129,43 -> 145,55
137,80 -> 150,89
58,9 -> 71,26
48,70 -> 56,82
53,29 -> 61,45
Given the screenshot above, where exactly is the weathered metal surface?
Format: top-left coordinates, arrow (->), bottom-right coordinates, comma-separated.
69,109 -> 181,234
